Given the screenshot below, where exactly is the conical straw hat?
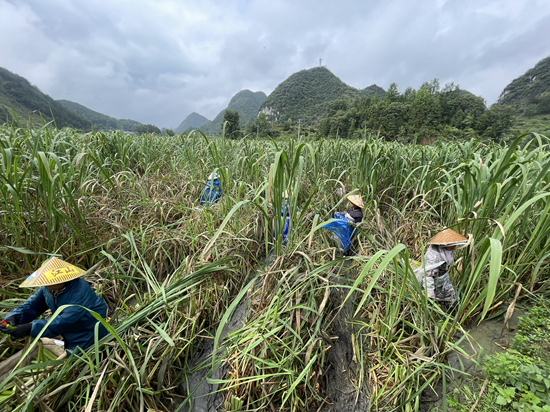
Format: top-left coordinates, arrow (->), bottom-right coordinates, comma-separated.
427,229 -> 468,246
20,257 -> 86,288
347,194 -> 364,208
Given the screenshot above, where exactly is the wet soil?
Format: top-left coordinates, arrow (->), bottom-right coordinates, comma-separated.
420,309 -> 524,411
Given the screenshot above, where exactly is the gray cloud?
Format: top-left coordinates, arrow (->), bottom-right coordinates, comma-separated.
0,0 -> 549,128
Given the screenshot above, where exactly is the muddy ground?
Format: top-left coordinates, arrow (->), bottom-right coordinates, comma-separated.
419,310 -> 523,411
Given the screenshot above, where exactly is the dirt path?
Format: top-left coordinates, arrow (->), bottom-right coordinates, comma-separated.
320,287 -> 370,412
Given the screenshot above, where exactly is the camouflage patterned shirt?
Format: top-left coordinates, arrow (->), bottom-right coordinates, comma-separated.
414,245 -> 457,303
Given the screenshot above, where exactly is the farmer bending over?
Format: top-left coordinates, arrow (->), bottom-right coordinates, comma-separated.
340,193 -> 364,225
0,257 -> 108,354
414,229 -> 468,306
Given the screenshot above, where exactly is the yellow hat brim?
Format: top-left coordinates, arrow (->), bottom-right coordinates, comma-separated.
19,257 -> 86,288
347,194 -> 364,208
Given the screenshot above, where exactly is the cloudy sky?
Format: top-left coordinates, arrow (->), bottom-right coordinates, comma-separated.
1,0 -> 549,128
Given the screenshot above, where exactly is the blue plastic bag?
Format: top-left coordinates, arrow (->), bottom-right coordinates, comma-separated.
275,201 -> 298,245
200,178 -> 222,206
322,213 -> 356,252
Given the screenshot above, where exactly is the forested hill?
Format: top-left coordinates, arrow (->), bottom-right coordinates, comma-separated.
497,55 -> 550,116
259,67 -> 386,125
58,99 -> 142,131
317,80 -> 514,142
0,67 -> 91,130
174,112 -> 209,134
198,90 -> 266,135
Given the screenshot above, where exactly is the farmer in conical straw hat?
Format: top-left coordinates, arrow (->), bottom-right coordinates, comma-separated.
0,257 -> 108,354
342,192 -> 364,225
415,229 -> 469,306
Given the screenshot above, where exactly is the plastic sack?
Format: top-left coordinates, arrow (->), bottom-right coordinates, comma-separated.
200,178 -> 222,206
275,201 -> 298,245
322,213 -> 356,252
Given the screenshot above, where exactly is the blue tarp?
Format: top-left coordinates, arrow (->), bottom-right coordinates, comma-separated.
200,179 -> 222,206
322,213 -> 356,252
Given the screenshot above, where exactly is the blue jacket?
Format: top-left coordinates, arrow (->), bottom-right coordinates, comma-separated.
4,278 -> 108,352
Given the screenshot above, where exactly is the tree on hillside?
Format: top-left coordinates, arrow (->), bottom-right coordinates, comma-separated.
222,110 -> 241,139
317,79 -> 514,142
134,124 -> 161,134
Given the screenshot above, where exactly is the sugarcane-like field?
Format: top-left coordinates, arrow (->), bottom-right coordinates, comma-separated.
0,124 -> 549,411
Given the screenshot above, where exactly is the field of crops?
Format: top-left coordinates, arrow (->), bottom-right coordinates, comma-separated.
0,123 -> 549,412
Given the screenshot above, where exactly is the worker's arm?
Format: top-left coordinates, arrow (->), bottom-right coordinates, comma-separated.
424,276 -> 436,300
343,212 -> 356,225
415,267 -> 437,300
31,305 -> 90,338
4,289 -> 49,325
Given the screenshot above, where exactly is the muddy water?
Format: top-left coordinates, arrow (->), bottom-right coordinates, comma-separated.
420,309 -> 524,410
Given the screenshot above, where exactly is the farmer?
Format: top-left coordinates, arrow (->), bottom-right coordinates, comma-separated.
340,193 -> 364,225
323,191 -> 364,254
414,229 -> 469,306
0,257 -> 109,354
200,172 -> 222,206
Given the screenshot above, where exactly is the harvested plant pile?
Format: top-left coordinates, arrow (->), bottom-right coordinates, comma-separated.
0,124 -> 549,411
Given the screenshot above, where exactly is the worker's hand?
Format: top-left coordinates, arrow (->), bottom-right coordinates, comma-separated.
4,316 -> 17,326
3,323 -> 32,340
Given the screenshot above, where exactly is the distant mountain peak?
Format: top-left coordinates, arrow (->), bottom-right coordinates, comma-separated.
191,90 -> 266,135
259,66 -> 385,124
174,112 -> 210,134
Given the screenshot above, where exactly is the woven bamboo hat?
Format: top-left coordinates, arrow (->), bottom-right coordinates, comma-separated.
347,194 -> 364,208
427,229 -> 468,246
20,257 -> 86,288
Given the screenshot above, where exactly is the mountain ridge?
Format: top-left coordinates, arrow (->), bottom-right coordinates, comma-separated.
497,55 -> 550,117
0,67 -> 91,130
57,99 -> 142,131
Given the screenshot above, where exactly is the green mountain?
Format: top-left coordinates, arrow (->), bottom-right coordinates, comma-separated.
497,55 -> 550,116
57,99 -> 142,131
259,67 -> 386,125
199,90 -> 267,135
0,67 -> 91,130
174,112 -> 209,134
496,56 -> 550,140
